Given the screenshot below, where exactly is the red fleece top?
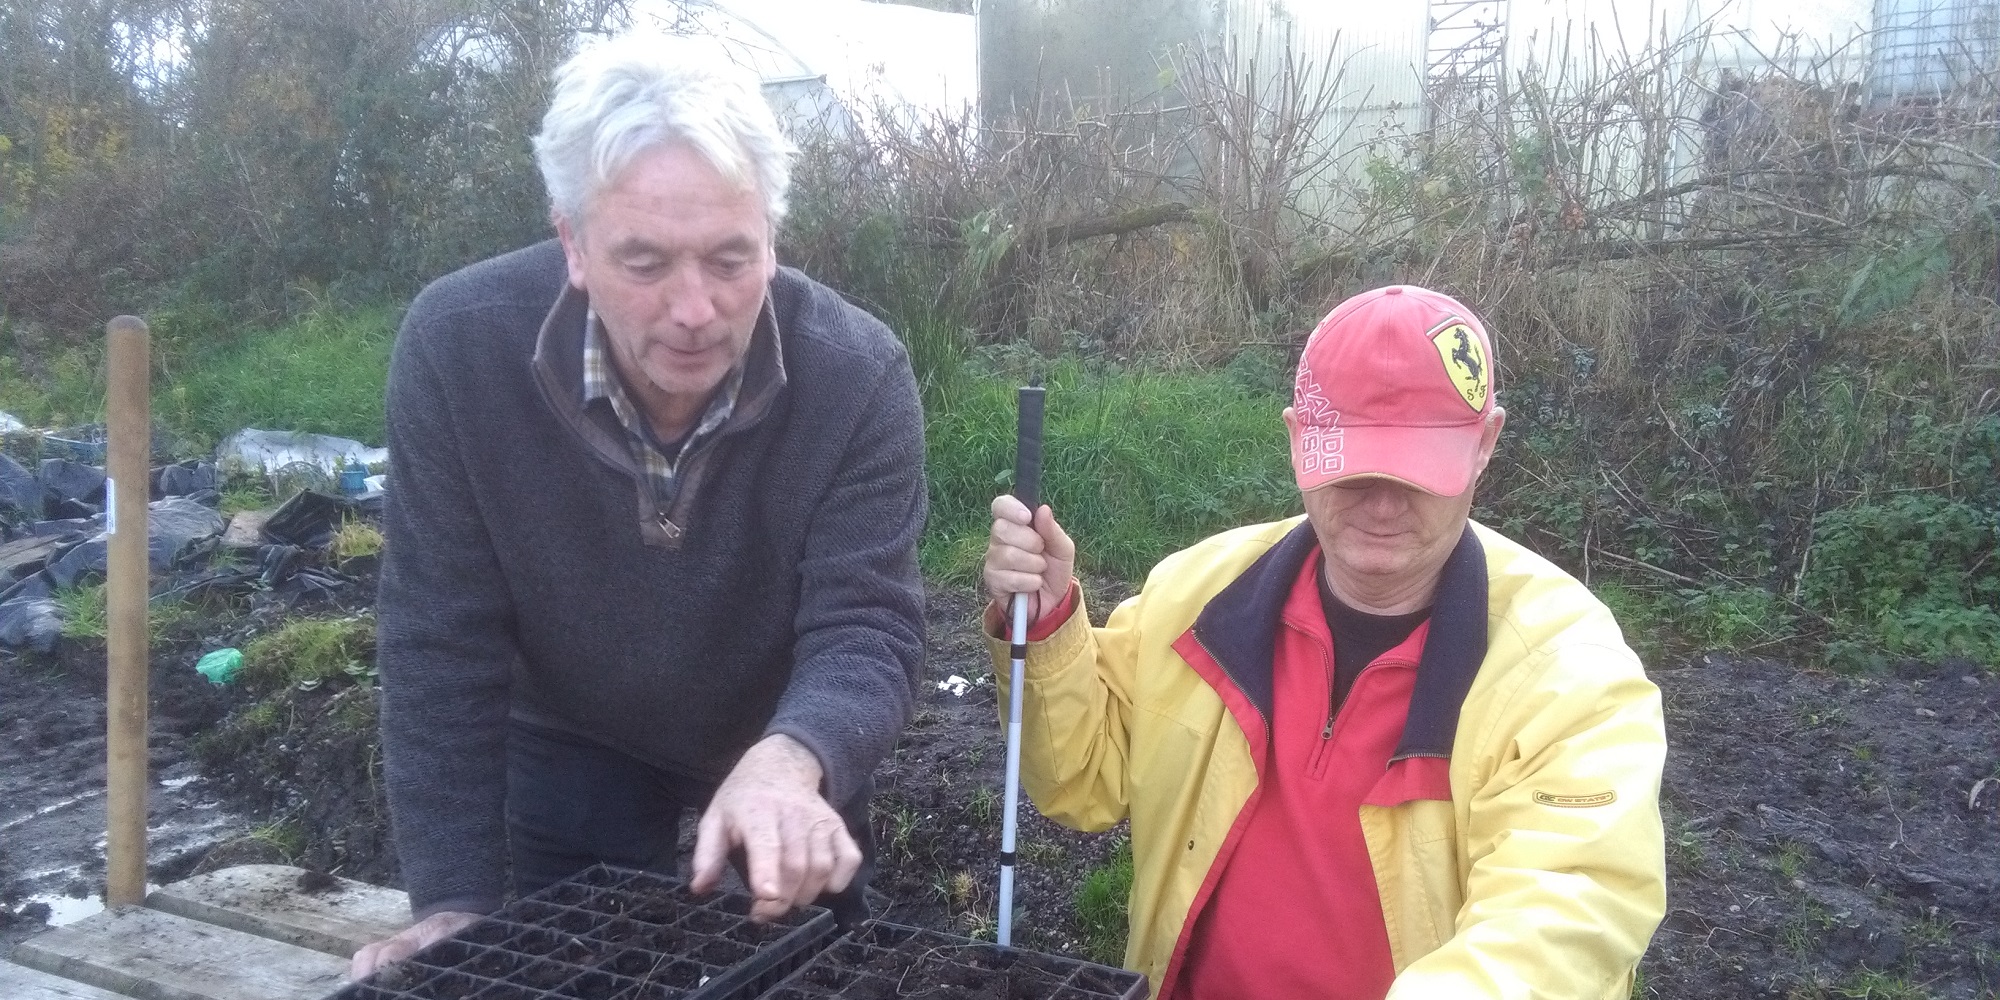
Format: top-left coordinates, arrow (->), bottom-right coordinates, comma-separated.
1175,550 -> 1428,1000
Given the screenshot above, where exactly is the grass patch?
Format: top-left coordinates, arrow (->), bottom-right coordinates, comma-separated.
1824,970 -> 1933,999
331,518 -> 384,561
240,614 -> 377,692
54,584 -> 195,642
54,585 -> 108,640
1073,837 -> 1133,967
0,344 -> 105,430
217,475 -> 275,518
924,354 -> 1296,581
242,820 -> 306,862
0,304 -> 397,450
1597,580 -> 1803,665
161,305 -> 397,448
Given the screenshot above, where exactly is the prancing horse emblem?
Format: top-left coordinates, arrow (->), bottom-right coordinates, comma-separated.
1429,319 -> 1489,412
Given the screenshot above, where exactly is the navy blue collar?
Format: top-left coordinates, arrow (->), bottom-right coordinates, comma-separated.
1190,521 -> 1489,760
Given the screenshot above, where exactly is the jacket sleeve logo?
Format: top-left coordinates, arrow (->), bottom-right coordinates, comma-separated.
1533,790 -> 1617,808
1428,320 -> 1490,412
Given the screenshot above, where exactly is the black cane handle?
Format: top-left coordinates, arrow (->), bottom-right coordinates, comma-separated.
1013,386 -> 1045,511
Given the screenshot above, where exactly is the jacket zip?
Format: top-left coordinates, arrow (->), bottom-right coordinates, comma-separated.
1308,626 -> 1338,778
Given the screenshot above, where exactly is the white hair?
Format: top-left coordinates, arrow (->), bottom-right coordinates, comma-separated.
533,33 -> 795,227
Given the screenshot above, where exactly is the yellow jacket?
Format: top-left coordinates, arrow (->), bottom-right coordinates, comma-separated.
989,517 -> 1666,999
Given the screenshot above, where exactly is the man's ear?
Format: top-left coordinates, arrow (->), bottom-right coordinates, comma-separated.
1281,406 -> 1300,436
553,211 -> 588,291
1473,406 -> 1507,478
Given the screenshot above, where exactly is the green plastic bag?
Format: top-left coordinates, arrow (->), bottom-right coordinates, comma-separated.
195,648 -> 242,685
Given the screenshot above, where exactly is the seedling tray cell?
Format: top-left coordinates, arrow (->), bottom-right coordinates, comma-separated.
327,865 -> 835,1000
760,921 -> 1146,1000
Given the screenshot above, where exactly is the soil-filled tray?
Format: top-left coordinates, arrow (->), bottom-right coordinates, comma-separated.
329,864 -> 836,1000
759,921 -> 1146,1000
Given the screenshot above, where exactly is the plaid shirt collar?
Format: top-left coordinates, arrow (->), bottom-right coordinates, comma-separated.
582,309 -> 744,491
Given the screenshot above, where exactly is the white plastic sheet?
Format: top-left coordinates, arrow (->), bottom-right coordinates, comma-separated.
0,411 -> 25,433
216,428 -> 386,475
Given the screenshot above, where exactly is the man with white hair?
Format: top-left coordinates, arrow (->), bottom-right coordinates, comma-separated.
352,35 -> 926,975
983,286 -> 1665,998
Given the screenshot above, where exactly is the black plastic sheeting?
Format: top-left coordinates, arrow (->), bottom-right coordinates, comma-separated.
0,596 -> 61,653
263,489 -> 351,549
0,453 -> 45,528
40,497 -> 227,590
156,460 -> 218,499
0,448 -> 379,649
38,458 -> 106,505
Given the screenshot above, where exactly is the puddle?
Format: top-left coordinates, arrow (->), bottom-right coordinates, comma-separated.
27,883 -> 164,926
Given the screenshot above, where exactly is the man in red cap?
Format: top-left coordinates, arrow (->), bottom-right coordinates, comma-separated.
983,286 -> 1666,999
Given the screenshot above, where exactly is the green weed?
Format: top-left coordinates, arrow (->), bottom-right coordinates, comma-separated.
238,700 -> 284,736
217,476 -> 274,518
1073,837 -> 1134,967
1595,583 -> 1671,666
1828,970 -> 1933,999
884,804 -> 920,861
54,584 -> 194,642
1775,840 -> 1809,881
243,820 -> 306,862
1680,584 -> 1800,652
331,518 -> 384,562
55,584 -> 107,640
1666,819 -> 1712,873
968,785 -> 998,827
1906,913 -> 1955,950
1779,900 -> 1836,958
1804,492 -> 2000,669
240,614 -> 377,692
1018,840 -> 1066,868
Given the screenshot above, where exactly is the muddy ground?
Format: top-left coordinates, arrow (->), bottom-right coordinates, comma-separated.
3,580 -> 1996,998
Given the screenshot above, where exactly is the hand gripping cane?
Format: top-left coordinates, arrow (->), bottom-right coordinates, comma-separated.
998,384 -> 1045,947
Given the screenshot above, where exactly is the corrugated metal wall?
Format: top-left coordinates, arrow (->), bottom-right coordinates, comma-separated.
1207,0 -> 1429,224
1868,0 -> 2000,100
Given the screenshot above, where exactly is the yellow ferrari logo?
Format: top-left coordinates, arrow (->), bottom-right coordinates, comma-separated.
1430,320 -> 1489,412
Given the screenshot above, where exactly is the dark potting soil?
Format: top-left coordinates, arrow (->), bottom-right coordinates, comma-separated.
765,921 -> 1142,1000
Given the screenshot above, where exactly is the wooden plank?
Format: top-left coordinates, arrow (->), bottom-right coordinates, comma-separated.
219,510 -> 271,550
0,960 -> 134,1000
145,865 -> 410,958
0,532 -> 65,577
9,905 -> 349,1000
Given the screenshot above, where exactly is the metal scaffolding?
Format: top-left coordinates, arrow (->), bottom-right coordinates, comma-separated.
1425,0 -> 1509,121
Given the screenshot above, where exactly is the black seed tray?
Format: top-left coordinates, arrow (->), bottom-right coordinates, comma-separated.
757,921 -> 1145,1000
327,864 -> 836,1000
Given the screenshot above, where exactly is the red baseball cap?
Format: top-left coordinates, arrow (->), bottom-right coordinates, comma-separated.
1288,285 -> 1496,497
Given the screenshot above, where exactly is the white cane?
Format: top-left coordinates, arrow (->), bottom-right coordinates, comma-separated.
998,384 -> 1045,947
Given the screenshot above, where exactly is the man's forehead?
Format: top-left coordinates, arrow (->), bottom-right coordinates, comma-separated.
602,230 -> 764,256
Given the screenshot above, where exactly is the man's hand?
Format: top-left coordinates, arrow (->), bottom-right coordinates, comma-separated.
691,734 -> 861,922
984,494 -> 1076,622
351,910 -> 481,981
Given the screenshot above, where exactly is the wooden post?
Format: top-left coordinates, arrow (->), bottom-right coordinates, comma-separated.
105,315 -> 150,906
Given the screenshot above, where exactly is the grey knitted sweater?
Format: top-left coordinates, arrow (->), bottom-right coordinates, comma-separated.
376,240 -> 927,918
